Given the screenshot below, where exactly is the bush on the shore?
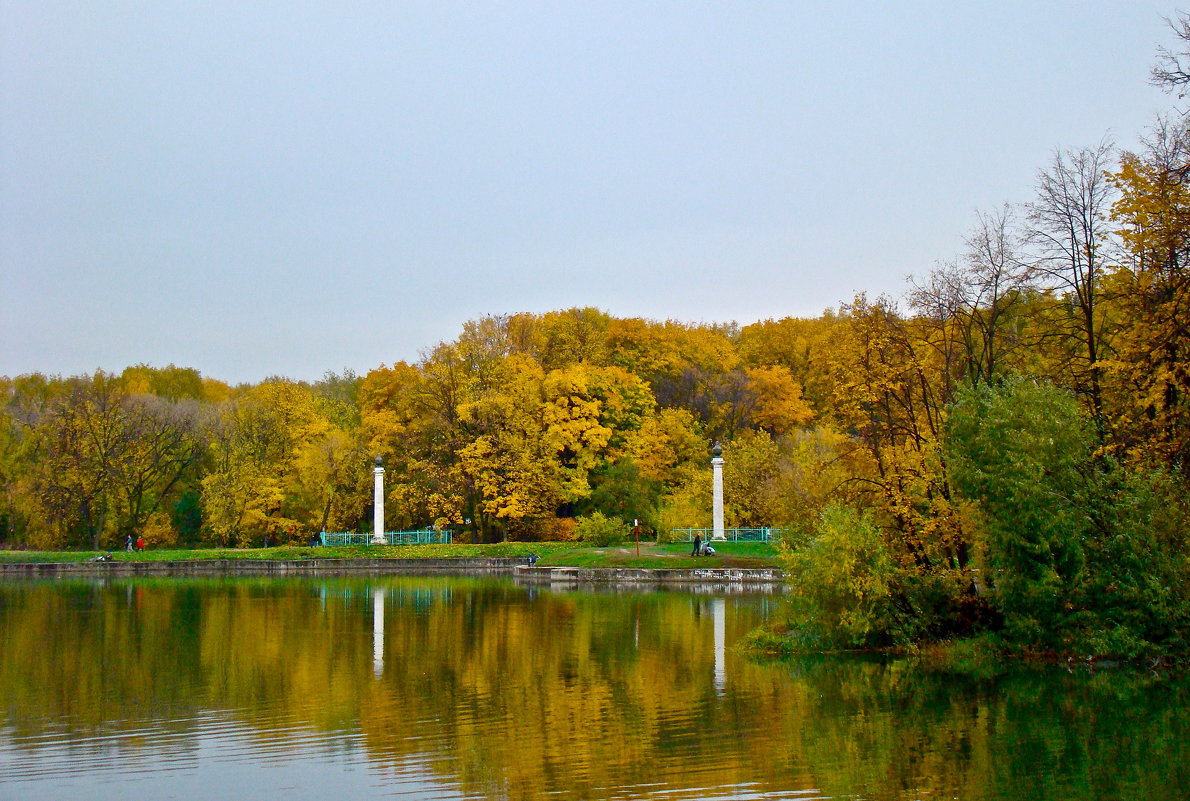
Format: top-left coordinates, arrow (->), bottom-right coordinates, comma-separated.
572,513 -> 629,546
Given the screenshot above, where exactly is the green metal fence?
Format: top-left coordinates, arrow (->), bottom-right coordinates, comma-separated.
319,528 -> 454,547
671,527 -> 782,543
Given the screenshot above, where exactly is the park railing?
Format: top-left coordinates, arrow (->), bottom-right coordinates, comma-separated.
671,527 -> 783,543
319,528 -> 454,547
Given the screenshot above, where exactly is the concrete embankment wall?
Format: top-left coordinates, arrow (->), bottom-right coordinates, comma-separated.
0,557 -> 536,578
0,560 -> 786,588
515,566 -> 785,588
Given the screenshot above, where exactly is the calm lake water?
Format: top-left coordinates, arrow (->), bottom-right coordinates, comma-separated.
0,576 -> 1186,801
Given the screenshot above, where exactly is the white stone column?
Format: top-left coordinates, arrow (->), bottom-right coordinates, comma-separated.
372,456 -> 386,544
711,441 -> 725,541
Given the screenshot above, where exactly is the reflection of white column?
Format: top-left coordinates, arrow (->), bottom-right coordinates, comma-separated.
713,598 -> 726,694
372,456 -> 386,544
373,587 -> 385,678
711,441 -> 725,540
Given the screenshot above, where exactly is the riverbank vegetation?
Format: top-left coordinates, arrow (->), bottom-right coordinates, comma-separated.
4,17 -> 1190,659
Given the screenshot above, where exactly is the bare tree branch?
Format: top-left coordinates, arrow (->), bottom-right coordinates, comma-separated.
1152,13 -> 1190,96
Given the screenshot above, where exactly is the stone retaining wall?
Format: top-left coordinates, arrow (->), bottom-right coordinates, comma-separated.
0,559 -> 786,587
0,557 -> 536,578
514,566 -> 784,586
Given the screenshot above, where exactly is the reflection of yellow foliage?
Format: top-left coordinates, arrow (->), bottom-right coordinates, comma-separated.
4,580 -> 1181,800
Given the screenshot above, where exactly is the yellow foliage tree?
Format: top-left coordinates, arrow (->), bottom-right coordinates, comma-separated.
741,365 -> 814,435
826,295 -> 970,577
200,380 -> 328,545
456,354 -> 563,539
1108,120 -> 1190,466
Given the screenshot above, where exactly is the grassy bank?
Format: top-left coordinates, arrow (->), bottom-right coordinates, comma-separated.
534,541 -> 779,569
0,540 -> 781,569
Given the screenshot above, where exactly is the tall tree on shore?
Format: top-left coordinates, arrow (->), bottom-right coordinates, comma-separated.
911,206 -> 1032,388
1109,117 -> 1190,467
1152,12 -> 1190,97
200,380 -> 327,546
111,394 -> 204,540
25,373 -> 126,548
826,295 -> 969,580
1025,140 -> 1117,438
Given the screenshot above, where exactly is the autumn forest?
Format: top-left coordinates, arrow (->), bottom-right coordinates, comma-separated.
5,25 -> 1190,658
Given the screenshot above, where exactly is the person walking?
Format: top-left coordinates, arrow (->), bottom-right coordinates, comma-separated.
691,533 -> 702,557
125,534 -> 133,552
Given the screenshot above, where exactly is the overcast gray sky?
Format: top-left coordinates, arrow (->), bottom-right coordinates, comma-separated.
1,1 -> 1178,384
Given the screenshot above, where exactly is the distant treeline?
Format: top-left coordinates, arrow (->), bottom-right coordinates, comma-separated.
4,18 -> 1190,657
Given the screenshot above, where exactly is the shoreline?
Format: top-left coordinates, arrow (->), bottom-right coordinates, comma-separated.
0,557 -> 785,585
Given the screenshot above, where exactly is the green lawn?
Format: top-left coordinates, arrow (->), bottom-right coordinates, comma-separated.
0,540 -> 782,569
534,541 -> 780,569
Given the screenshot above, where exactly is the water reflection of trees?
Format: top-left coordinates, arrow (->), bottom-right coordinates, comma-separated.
1,579 -> 1186,800
771,656 -> 1190,800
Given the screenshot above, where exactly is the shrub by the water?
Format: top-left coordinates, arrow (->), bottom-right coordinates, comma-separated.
573,513 -> 628,546
946,377 -> 1190,659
